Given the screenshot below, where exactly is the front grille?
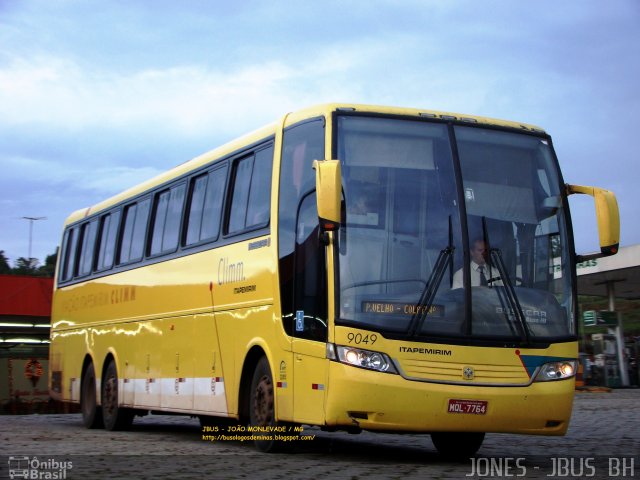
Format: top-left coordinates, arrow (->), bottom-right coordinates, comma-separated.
396,358 -> 530,385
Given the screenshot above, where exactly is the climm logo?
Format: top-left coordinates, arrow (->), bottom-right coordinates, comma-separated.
62,286 -> 136,313
218,257 -> 245,285
112,286 -> 136,304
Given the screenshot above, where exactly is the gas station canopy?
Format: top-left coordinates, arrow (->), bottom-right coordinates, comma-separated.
576,245 -> 640,300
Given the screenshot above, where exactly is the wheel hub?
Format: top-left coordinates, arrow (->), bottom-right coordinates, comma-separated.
253,374 -> 273,426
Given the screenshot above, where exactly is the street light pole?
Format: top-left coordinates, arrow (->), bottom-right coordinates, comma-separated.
21,216 -> 47,261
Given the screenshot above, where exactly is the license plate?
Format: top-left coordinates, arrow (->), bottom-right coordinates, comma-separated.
448,399 -> 488,415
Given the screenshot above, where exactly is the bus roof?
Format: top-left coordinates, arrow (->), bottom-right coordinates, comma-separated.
62,103 -> 545,226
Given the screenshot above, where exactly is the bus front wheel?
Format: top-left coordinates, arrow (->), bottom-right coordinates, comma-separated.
249,357 -> 295,452
431,432 -> 485,459
81,362 -> 103,429
101,360 -> 134,431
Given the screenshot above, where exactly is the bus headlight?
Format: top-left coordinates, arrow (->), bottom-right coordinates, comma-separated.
534,360 -> 578,382
328,344 -> 398,374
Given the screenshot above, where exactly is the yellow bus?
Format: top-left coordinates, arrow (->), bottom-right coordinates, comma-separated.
49,104 -> 619,456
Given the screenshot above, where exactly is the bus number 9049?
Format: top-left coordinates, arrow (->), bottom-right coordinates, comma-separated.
346,332 -> 377,345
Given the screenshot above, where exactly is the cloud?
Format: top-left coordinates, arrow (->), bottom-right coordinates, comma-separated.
0,53 -> 357,138
1,0 -> 638,264
2,152 -> 163,195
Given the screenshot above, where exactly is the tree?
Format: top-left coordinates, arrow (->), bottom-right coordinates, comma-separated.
38,250 -> 58,277
0,249 -> 58,277
0,250 -> 11,274
12,257 -> 39,276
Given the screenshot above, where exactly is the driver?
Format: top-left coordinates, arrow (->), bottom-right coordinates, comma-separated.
452,239 -> 491,289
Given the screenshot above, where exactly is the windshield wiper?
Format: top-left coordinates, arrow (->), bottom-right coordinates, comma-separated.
407,247 -> 453,336
490,248 -> 532,345
408,216 -> 453,337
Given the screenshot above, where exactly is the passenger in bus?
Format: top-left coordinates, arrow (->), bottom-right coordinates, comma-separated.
452,238 -> 490,289
346,184 -> 379,227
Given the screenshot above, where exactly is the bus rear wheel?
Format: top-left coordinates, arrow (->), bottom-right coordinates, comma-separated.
81,362 -> 103,429
101,360 -> 134,431
431,432 -> 485,459
249,357 -> 295,452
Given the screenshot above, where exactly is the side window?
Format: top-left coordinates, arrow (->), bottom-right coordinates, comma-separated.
185,165 -> 227,246
227,144 -> 273,234
228,155 -> 254,234
246,147 -> 272,227
96,210 -> 121,271
119,198 -> 151,264
201,167 -> 227,239
77,219 -> 99,277
185,174 -> 208,245
59,227 -> 79,282
150,190 -> 171,255
150,184 -> 186,256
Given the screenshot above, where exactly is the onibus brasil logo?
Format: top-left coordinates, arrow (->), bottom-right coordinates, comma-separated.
8,456 -> 73,479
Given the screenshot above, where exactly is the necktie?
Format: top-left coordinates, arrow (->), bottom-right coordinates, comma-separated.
479,266 -> 487,286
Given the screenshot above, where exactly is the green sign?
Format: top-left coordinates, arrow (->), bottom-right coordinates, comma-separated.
583,310 -> 597,326
583,310 -> 618,327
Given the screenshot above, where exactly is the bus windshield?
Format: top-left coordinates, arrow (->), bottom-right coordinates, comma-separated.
336,115 -> 573,344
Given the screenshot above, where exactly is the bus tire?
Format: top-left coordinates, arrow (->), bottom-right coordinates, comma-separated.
101,360 -> 134,431
431,432 -> 485,459
81,362 -> 103,429
249,357 -> 292,453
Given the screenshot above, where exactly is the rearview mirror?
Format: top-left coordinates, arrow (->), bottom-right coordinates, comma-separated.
566,184 -> 620,259
313,159 -> 342,232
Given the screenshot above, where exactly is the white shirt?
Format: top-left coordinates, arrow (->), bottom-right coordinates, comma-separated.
451,261 -> 490,289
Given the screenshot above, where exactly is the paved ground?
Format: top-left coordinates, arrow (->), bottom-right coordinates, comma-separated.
1,389 -> 638,479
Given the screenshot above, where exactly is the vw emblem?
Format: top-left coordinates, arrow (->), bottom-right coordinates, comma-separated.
462,366 -> 475,380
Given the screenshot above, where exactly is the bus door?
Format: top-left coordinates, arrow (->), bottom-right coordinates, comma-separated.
345,167 -> 427,295
387,169 -> 425,290
291,193 -> 329,424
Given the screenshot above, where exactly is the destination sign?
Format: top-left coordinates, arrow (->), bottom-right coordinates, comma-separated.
362,301 -> 445,317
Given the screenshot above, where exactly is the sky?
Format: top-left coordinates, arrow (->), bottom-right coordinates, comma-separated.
1,0 -> 639,267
